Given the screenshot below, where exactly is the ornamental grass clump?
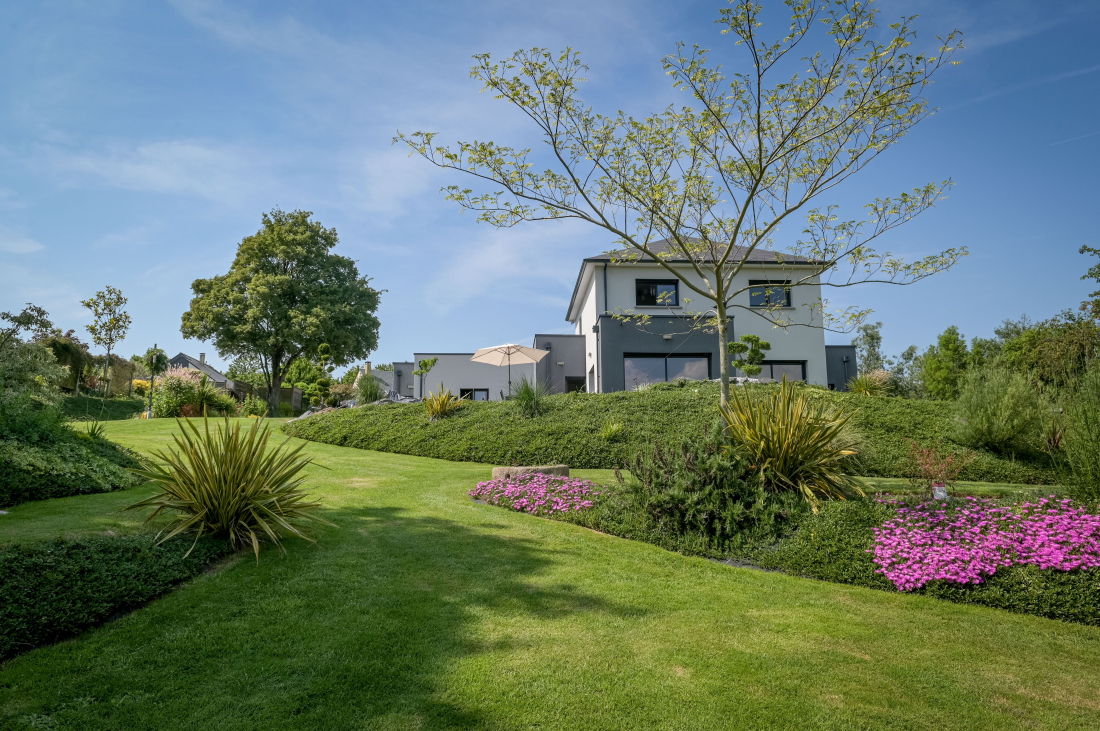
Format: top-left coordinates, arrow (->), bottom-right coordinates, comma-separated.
870,496 -> 1100,591
126,417 -> 333,559
469,473 -> 599,516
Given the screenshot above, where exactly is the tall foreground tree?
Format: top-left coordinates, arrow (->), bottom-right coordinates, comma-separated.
181,209 -> 381,413
398,0 -> 966,405
81,286 -> 131,397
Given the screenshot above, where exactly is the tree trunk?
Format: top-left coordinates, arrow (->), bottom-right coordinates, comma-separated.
104,347 -> 112,398
716,299 -> 730,409
268,355 -> 283,415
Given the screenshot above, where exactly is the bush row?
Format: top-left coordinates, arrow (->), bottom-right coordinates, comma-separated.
0,534 -> 231,660
284,382 -> 1057,484
0,435 -> 143,508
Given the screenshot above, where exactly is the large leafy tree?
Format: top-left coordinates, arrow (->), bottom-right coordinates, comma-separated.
398,0 -> 966,405
181,208 -> 382,412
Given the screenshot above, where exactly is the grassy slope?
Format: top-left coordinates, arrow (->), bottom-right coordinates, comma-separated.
61,394 -> 146,421
284,383 -> 1056,484
0,420 -> 1097,730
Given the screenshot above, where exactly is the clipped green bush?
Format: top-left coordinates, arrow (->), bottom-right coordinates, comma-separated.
954,366 -> 1045,453
283,382 -> 1057,484
0,434 -> 143,508
0,534 -> 230,660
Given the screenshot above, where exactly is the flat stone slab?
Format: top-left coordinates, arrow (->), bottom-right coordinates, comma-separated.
491,464 -> 569,480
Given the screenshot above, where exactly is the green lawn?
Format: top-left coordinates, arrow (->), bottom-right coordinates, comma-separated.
2,419 -> 1098,730
856,477 -> 1057,498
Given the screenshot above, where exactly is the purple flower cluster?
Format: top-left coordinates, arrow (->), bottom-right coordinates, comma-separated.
870,496 -> 1100,591
469,474 -> 600,515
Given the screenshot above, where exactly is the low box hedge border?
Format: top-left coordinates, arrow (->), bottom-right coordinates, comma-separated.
0,534 -> 232,661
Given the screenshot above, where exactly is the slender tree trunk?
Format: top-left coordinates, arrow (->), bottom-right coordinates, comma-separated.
104,346 -> 112,398
716,298 -> 730,409
268,353 -> 283,415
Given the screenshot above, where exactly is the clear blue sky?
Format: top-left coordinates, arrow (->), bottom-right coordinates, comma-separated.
2,0 -> 1098,373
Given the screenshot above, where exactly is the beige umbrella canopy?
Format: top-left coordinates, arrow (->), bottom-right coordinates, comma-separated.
470,344 -> 549,395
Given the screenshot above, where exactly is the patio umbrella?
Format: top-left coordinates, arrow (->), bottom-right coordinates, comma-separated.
470,344 -> 549,395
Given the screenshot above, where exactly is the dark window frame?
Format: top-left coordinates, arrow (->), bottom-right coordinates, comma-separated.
748,279 -> 792,308
735,360 -> 806,381
623,352 -> 711,385
635,279 -> 680,307
459,388 -> 489,401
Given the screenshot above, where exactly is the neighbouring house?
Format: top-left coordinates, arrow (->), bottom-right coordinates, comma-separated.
389,241 -> 859,400
170,352 -> 304,409
169,352 -> 233,390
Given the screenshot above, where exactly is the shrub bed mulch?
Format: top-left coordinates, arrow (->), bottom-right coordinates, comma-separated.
283,382 -> 1057,485
0,435 -> 143,508
0,535 -> 232,661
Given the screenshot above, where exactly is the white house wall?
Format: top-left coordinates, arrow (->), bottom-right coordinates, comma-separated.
578,260 -> 828,387
413,353 -> 536,401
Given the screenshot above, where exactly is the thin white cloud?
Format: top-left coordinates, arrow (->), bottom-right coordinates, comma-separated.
423,223 -> 598,315
339,148 -> 440,221
949,63 -> 1100,110
43,140 -> 267,202
0,227 -> 43,254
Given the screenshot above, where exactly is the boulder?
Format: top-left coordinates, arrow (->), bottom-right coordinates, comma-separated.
491,464 -> 570,480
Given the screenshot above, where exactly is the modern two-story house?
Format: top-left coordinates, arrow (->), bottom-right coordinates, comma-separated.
388,241 -> 857,399
568,240 -> 841,392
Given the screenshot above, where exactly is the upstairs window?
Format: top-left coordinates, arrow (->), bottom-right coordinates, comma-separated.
635,279 -> 679,307
749,280 -> 792,308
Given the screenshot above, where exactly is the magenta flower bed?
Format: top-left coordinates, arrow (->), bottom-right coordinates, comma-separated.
871,496 -> 1100,592
469,474 -> 600,516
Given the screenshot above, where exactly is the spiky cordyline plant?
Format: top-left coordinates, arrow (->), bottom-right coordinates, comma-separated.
424,387 -> 464,420
127,417 -> 332,559
719,378 -> 864,509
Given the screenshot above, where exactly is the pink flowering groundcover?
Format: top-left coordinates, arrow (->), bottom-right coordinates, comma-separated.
468,474 -> 600,516
870,496 -> 1100,592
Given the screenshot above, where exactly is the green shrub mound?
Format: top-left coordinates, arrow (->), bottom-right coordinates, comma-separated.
61,394 -> 146,422
754,499 -> 1100,625
562,426 -> 808,558
285,382 -> 1056,484
0,534 -> 231,660
0,434 -> 143,508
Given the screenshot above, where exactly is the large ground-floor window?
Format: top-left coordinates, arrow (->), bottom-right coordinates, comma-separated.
734,360 -> 806,381
623,353 -> 710,388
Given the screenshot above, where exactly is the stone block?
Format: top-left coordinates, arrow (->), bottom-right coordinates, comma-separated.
491,464 -> 569,480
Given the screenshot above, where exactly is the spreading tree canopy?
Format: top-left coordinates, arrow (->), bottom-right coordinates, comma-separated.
180,208 -> 381,412
397,0 -> 966,405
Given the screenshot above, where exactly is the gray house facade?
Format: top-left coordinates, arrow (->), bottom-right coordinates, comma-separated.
391,241 -> 859,398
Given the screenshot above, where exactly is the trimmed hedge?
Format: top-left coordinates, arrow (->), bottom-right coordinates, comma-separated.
0,435 -> 143,508
0,534 -> 231,660
754,499 -> 1100,625
284,382 -> 1057,484
61,394 -> 146,422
